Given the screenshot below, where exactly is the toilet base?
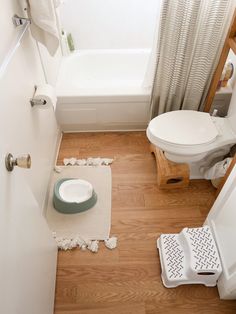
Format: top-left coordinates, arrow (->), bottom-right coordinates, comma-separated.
188,145 -> 232,179
150,144 -> 190,189
163,144 -> 232,180
188,163 -> 206,179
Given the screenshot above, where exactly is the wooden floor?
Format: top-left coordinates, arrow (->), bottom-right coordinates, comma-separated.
55,132 -> 236,314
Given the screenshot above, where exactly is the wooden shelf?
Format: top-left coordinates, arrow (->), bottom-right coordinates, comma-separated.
203,9 -> 236,113
202,10 -> 236,195
228,37 -> 236,54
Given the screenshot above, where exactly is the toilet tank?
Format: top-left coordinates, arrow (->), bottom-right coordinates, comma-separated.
227,86 -> 236,134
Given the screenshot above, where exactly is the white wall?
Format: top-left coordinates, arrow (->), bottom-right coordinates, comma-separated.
38,42 -> 62,85
0,0 -> 60,209
60,0 -> 161,50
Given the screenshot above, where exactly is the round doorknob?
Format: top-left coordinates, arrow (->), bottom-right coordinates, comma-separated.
5,153 -> 31,172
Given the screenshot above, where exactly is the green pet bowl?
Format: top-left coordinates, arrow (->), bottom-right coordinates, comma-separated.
53,178 -> 97,214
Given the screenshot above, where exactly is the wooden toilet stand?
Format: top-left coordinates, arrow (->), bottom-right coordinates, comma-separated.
150,144 -> 190,189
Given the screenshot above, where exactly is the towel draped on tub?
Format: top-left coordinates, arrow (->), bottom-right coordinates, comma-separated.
28,0 -> 60,56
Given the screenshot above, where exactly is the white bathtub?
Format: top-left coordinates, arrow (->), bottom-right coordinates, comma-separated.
56,49 -> 151,132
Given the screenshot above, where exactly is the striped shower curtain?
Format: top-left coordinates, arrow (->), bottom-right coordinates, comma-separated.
150,0 -> 234,116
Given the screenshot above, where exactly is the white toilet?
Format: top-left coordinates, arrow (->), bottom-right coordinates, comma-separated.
147,108 -> 236,178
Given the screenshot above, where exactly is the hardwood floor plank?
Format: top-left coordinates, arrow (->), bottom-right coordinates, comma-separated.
55,280 -> 163,306
56,263 -> 160,283
145,301 -> 236,314
112,207 -> 202,219
111,217 -> 205,235
56,302 -> 146,314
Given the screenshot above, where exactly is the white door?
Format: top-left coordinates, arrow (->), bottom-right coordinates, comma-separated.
0,151 -> 57,314
206,164 -> 236,300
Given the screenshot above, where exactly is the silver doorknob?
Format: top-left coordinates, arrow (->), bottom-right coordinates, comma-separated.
5,153 -> 31,172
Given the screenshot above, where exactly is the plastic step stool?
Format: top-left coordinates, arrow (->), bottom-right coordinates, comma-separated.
157,226 -> 222,288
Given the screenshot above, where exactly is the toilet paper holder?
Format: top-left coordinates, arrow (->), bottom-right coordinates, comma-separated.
30,86 -> 46,107
30,84 -> 56,108
30,98 -> 47,107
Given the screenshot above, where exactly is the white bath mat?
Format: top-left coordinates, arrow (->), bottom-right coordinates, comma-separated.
46,166 -> 112,241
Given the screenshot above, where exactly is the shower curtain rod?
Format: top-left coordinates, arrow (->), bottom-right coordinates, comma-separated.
0,15 -> 31,79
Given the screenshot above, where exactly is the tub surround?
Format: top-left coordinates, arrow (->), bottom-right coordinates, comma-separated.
59,0 -> 161,50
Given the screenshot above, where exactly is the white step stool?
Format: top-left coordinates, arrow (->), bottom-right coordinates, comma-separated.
157,226 -> 222,288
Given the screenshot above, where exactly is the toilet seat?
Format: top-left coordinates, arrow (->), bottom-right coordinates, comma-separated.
148,110 -> 219,146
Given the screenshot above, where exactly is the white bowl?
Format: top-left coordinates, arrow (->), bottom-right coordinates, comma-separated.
59,179 -> 93,203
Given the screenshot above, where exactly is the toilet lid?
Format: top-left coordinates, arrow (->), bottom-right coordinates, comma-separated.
148,110 -> 218,146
